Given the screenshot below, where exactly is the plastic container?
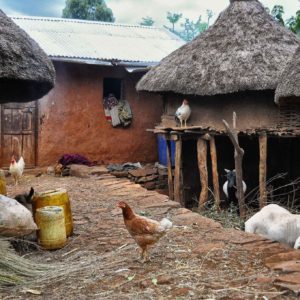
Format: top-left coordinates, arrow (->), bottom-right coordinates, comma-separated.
0,170 -> 7,195
157,134 -> 175,166
35,206 -> 67,250
33,188 -> 73,237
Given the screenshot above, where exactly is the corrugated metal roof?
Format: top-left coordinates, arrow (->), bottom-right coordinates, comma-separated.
11,16 -> 185,66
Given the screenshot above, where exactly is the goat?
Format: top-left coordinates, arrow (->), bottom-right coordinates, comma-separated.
245,204 -> 300,249
222,169 -> 246,207
14,187 -> 34,214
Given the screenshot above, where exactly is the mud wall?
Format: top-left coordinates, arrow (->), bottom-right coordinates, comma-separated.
37,62 -> 163,166
165,90 -> 279,131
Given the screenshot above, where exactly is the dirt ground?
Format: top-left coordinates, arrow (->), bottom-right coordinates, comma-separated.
0,171 -> 298,299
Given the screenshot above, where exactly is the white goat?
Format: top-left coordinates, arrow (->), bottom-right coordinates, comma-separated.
245,204 -> 300,249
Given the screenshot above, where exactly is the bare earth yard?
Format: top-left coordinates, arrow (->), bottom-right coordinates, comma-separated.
1,171 -> 299,299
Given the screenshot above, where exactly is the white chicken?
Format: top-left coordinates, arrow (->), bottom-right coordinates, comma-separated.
175,99 -> 191,127
9,155 -> 25,185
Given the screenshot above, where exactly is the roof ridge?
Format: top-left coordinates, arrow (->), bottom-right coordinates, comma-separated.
10,15 -> 164,30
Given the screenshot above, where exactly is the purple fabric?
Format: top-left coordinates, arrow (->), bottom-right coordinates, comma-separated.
58,154 -> 95,166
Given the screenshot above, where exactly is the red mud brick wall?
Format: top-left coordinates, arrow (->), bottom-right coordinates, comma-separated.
37,62 -> 163,166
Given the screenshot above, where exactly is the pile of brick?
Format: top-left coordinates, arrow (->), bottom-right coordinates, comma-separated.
110,164 -> 168,191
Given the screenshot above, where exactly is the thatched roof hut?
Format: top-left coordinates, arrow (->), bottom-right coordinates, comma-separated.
136,0 -> 300,213
0,10 -> 55,103
137,0 -> 300,96
275,46 -> 300,103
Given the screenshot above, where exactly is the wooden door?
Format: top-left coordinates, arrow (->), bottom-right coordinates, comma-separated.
1,102 -> 37,167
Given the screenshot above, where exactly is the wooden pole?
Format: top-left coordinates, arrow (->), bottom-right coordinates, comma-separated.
259,132 -> 267,208
209,136 -> 220,211
197,138 -> 208,210
222,112 -> 246,218
166,139 -> 174,200
174,139 -> 183,206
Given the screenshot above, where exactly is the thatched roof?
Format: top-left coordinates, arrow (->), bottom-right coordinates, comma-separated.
275,46 -> 300,103
137,0 -> 300,97
0,10 -> 55,103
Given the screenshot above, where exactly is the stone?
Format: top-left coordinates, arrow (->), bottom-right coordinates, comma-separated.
142,181 -> 156,190
173,210 -> 222,228
69,164 -> 90,178
128,168 -> 157,178
110,170 -> 128,178
69,164 -> 108,178
89,165 -> 109,176
136,174 -> 158,183
158,168 -> 168,176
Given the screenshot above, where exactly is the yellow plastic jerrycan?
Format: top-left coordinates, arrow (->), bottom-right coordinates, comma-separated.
0,169 -> 7,195
35,206 -> 67,250
33,188 -> 73,237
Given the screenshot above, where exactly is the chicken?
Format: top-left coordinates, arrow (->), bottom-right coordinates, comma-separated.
175,99 -> 191,127
9,155 -> 25,185
117,201 -> 172,262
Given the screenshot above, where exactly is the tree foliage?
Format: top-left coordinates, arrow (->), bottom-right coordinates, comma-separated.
62,0 -> 114,22
140,16 -> 154,26
166,11 -> 209,42
286,10 -> 300,34
167,12 -> 182,32
271,5 -> 285,25
267,4 -> 300,36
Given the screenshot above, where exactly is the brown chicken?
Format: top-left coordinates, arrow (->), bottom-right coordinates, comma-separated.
117,201 -> 172,262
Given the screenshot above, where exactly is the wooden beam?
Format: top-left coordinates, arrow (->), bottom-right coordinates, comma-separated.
197,138 -> 208,210
259,132 -> 267,208
166,140 -> 174,200
209,136 -> 220,210
174,139 -> 183,205
222,112 -> 246,218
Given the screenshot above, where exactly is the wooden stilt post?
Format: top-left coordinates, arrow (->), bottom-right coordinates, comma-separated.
222,112 -> 246,218
210,136 -> 220,211
197,138 -> 208,210
174,138 -> 183,206
259,132 -> 267,208
166,139 -> 174,200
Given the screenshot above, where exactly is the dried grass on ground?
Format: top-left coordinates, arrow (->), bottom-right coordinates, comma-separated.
0,173 -> 294,299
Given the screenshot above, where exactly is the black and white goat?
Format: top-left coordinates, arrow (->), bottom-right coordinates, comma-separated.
14,187 -> 34,214
222,169 -> 247,207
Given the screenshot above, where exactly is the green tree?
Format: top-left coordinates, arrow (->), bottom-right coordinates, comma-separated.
180,16 -> 208,41
271,5 -> 285,25
167,12 -> 182,32
62,0 -> 114,22
206,9 -> 213,26
140,16 -> 154,26
287,10 -> 300,34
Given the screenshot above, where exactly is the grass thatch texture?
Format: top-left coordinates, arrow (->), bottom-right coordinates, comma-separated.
137,0 -> 300,97
0,239 -> 50,288
276,46 -> 300,103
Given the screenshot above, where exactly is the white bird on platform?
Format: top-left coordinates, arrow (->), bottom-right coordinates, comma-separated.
175,99 -> 191,128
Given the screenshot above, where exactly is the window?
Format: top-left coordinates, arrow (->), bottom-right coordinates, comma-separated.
103,78 -> 122,100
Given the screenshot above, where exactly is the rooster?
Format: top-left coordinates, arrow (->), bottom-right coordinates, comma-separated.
175,99 -> 191,127
117,201 -> 172,262
9,155 -> 25,185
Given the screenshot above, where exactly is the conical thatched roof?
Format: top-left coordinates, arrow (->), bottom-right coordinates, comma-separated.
275,46 -> 300,103
0,10 -> 55,103
137,0 -> 300,97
